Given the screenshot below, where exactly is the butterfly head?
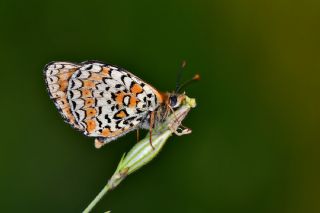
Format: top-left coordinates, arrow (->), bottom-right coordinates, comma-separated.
165,72 -> 200,110
168,93 -> 186,109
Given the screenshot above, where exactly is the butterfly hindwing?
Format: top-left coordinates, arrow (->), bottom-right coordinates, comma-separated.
65,61 -> 162,143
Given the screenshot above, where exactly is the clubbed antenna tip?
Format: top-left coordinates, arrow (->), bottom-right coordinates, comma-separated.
193,74 -> 200,81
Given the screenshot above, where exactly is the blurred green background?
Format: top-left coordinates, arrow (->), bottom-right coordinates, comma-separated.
0,0 -> 319,212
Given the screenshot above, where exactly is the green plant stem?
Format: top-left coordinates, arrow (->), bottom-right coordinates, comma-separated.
82,96 -> 196,212
83,166 -> 128,213
82,131 -> 172,213
83,183 -> 111,213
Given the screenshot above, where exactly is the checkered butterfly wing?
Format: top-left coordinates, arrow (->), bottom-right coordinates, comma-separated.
44,61 -> 161,144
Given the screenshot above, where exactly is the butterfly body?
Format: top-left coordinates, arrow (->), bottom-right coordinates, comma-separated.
44,61 -> 185,148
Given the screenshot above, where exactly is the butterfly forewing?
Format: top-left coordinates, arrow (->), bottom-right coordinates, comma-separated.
44,62 -> 83,130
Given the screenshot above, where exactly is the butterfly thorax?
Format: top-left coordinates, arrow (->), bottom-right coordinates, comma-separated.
142,92 -> 186,127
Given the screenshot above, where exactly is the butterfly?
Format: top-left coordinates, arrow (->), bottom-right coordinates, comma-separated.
44,60 -> 198,148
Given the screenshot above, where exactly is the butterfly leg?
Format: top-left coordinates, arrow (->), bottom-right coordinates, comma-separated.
167,108 -> 192,136
136,128 -> 140,142
149,111 -> 155,150
168,105 -> 178,121
162,104 -> 170,121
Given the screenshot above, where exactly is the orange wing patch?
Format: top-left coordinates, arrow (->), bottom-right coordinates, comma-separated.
86,108 -> 97,118
57,71 -> 74,81
101,67 -> 110,76
83,80 -> 95,88
101,128 -> 111,137
130,83 -> 143,94
115,110 -> 127,119
56,97 -> 69,109
86,119 -> 96,133
129,95 -> 139,108
110,129 -> 123,137
85,98 -> 95,107
81,89 -> 92,97
58,80 -> 69,91
115,91 -> 126,107
89,73 -> 103,81
62,107 -> 76,124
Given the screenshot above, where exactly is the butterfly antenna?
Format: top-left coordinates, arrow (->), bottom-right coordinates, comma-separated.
175,60 -> 187,92
177,74 -> 200,93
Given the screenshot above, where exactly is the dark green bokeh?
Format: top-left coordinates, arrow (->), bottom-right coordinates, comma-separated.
0,0 -> 319,212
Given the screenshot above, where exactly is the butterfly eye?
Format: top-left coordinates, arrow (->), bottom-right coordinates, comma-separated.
169,95 -> 178,108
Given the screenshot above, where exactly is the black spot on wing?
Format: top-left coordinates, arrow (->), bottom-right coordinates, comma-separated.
85,64 -> 93,70
115,120 -> 122,129
96,117 -> 103,127
70,80 -> 75,89
75,71 -> 82,78
69,90 -> 74,99
104,114 -> 111,123
111,93 -> 116,101
74,111 -> 80,120
121,75 -> 127,84
136,109 -> 143,113
97,106 -> 102,115
102,77 -> 112,84
109,69 -> 113,77
123,116 -> 137,125
154,95 -> 157,104
129,81 -> 135,90
71,101 -> 77,109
